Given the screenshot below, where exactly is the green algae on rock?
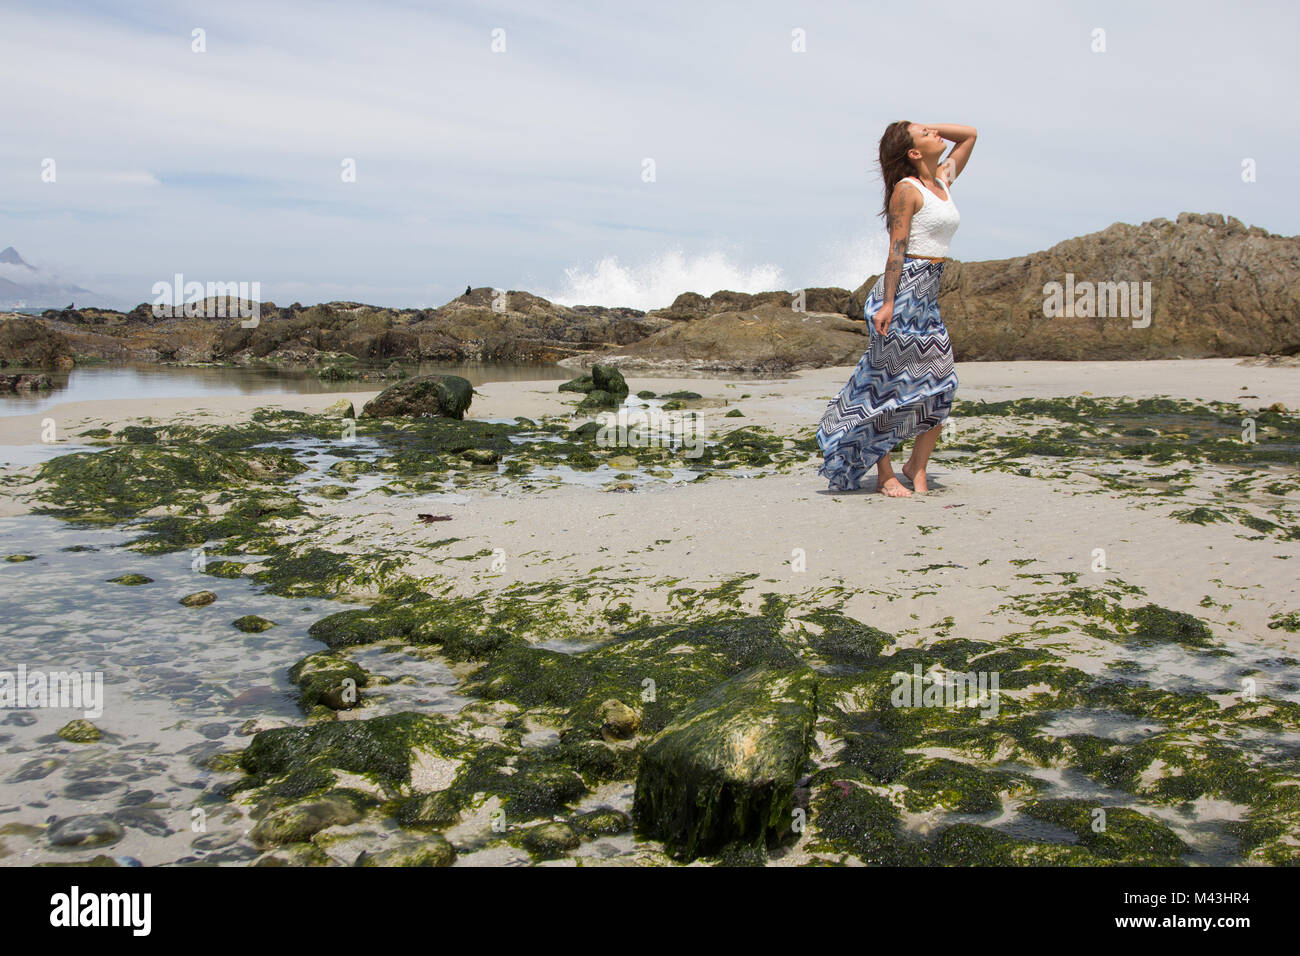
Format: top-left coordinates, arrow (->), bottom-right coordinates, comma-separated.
238,712 -> 473,797
360,374 -> 473,419
633,667 -> 818,861
559,363 -> 629,410
288,651 -> 368,711
249,790 -> 368,849
355,833 -> 455,867
180,590 -> 217,607
107,573 -> 152,585
56,720 -> 102,743
232,614 -> 276,633
35,443 -> 306,523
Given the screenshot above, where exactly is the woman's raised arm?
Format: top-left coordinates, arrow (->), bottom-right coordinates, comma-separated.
927,123 -> 977,184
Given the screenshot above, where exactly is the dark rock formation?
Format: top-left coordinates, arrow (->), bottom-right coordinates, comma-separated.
360,374 -> 474,419
576,302 -> 867,373
852,212 -> 1300,361
0,317 -> 74,369
556,362 -> 630,408
633,667 -> 817,861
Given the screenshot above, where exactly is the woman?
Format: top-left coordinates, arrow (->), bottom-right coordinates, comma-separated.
816,122 -> 976,496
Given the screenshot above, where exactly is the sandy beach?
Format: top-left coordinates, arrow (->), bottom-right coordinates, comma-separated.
2,357 -> 1298,867
3,358 -> 1297,647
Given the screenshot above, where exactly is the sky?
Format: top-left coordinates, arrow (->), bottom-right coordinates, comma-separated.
1,0 -> 1297,311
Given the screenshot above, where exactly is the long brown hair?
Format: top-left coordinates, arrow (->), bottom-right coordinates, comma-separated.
878,120 -> 918,219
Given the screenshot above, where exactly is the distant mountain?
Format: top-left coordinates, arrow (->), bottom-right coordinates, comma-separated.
0,247 -> 96,310
0,247 -> 34,267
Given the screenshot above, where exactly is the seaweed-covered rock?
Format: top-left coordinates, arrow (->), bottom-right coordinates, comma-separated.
558,374 -> 594,394
562,363 -> 628,410
632,667 -> 818,860
57,719 -> 102,743
288,651 -> 367,711
360,374 -> 473,420
249,791 -> 366,849
597,699 -> 641,741
355,834 -> 455,867
239,712 -> 470,795
573,807 -> 631,837
460,447 -> 501,468
577,388 -> 617,410
232,614 -> 276,633
591,363 -> 628,398
519,821 -> 581,859
306,595 -> 513,657
252,842 -> 335,866
36,443 -> 305,522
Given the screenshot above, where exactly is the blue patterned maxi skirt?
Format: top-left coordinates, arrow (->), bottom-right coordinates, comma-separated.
816,257 -> 958,491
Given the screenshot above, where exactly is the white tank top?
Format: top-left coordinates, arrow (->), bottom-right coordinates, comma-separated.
900,176 -> 960,258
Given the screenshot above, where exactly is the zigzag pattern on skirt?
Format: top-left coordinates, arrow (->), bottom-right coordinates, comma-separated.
816,258 -> 958,491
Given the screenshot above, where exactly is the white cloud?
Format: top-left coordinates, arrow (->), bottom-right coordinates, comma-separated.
0,0 -> 1295,309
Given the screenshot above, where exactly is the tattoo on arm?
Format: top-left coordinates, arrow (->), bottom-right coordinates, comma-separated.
882,238 -> 906,306
881,191 -> 911,307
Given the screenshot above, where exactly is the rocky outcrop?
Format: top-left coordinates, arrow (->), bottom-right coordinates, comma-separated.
556,362 -> 630,408
854,212 -> 1300,361
0,317 -> 74,369
0,372 -> 53,392
568,302 -> 867,373
632,667 -> 818,861
583,212 -> 1300,369
360,374 -> 474,419
6,214 -> 1296,371
647,287 -> 851,321
29,290 -> 663,367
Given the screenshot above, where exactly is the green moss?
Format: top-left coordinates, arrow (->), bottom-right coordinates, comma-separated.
1019,799 -> 1188,863
35,444 -> 304,522
108,573 -> 152,585
899,758 -> 1035,814
288,651 -> 368,711
232,614 -> 276,632
933,823 -> 1026,865
810,786 -> 930,865
798,610 -> 894,670
240,712 -> 470,792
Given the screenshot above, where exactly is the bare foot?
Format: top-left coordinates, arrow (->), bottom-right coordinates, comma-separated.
877,474 -> 912,497
902,461 -> 928,493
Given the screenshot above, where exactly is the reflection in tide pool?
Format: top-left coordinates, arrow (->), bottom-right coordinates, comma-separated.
0,362 -> 572,418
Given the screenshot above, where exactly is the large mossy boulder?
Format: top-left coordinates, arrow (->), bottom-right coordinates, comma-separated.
360,374 -> 473,420
0,318 -> 74,370
632,667 -> 818,861
559,363 -> 629,410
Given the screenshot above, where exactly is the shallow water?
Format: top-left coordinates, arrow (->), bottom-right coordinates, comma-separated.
0,362 -> 572,418
0,516 -> 328,864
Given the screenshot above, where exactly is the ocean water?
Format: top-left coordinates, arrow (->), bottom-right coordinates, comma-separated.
0,362 -> 572,418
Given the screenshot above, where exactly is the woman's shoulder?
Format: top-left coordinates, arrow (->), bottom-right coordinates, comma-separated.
891,177 -> 925,205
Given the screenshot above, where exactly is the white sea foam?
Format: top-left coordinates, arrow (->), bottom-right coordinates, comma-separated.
538,248 -> 785,311
539,235 -> 889,311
